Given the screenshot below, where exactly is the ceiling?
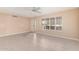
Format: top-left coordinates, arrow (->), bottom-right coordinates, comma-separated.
0,7 -> 77,17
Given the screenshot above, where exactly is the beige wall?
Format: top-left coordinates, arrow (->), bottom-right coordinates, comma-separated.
34,8 -> 79,40
0,13 -> 31,36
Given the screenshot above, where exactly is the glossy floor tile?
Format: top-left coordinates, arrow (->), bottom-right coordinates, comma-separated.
0,33 -> 79,51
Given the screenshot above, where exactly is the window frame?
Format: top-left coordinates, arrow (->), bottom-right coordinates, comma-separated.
42,16 -> 62,31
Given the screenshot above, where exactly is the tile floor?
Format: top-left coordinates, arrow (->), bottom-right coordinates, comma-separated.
0,33 -> 79,51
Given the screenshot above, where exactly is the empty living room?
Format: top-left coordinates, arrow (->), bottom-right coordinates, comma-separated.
0,7 -> 78,51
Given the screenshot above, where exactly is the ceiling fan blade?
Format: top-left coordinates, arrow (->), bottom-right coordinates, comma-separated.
32,7 -> 41,13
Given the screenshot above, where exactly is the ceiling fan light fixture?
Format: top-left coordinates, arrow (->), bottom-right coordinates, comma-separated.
32,7 -> 41,13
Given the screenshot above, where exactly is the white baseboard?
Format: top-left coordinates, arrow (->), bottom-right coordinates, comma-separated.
37,32 -> 79,41
0,31 -> 31,37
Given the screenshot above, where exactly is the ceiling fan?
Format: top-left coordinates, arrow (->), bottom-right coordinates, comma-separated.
32,7 -> 41,13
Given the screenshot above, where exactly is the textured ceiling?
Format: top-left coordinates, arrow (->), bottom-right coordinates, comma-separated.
0,7 -> 77,17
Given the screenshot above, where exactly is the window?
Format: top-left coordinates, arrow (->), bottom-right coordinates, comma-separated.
55,17 -> 62,30
56,17 -> 62,25
50,17 -> 55,30
42,16 -> 62,31
42,18 -> 50,30
50,17 -> 55,25
50,26 -> 55,30
56,26 -> 62,30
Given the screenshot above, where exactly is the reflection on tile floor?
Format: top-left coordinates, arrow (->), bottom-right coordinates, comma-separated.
0,33 -> 79,51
